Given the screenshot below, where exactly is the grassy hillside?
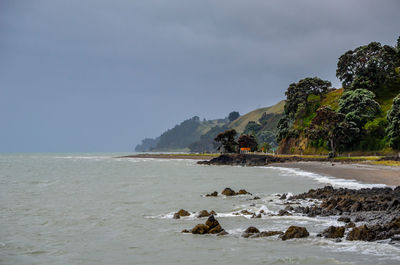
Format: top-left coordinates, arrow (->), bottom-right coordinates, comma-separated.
229,100 -> 285,133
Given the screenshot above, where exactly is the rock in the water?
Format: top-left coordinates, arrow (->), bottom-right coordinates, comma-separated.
197,210 -> 211,218
206,191 -> 218,197
259,231 -> 283,237
346,225 -> 376,241
174,209 -> 190,219
345,222 -> 356,229
217,230 -> 229,236
206,215 -> 222,234
191,224 -> 209,234
240,210 -> 253,215
280,194 -> 287,200
337,217 -> 351,223
242,226 -> 260,238
278,210 -> 292,216
238,189 -> 251,195
282,226 -> 309,240
222,188 -> 236,196
181,229 -> 190,233
322,226 -> 345,238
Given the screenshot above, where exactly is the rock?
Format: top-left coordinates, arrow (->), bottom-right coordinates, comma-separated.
206,215 -> 222,234
337,217 -> 351,223
345,222 -> 356,229
280,194 -> 287,200
278,209 -> 292,216
217,230 -> 229,236
259,231 -> 283,237
335,238 -> 342,243
252,196 -> 261,200
238,189 -> 251,195
284,206 -> 294,211
282,226 -> 309,240
322,226 -> 345,238
197,210 -> 211,218
191,224 -> 209,234
222,188 -> 236,196
242,226 -> 260,238
175,209 -> 190,218
206,191 -> 218,197
240,210 -> 253,215
346,225 -> 376,241
181,229 -> 190,233
210,210 -> 217,216
251,213 -> 262,218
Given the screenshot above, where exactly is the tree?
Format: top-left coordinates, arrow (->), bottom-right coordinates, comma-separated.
244,121 -> 262,135
386,94 -> 400,152
214,129 -> 238,153
237,134 -> 258,152
261,142 -> 272,153
284,77 -> 331,118
338,89 -> 381,128
307,106 -> 359,157
228,111 -> 240,122
276,115 -> 291,142
336,41 -> 399,91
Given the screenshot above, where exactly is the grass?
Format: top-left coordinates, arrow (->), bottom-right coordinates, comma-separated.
369,160 -> 400,167
320,88 -> 343,110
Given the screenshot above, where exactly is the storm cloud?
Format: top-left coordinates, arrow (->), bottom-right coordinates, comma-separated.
1,0 -> 399,152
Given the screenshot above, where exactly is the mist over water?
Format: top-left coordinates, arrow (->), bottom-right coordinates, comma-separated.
1,154 -> 399,265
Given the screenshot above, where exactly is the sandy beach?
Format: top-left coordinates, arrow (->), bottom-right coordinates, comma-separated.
272,161 -> 400,186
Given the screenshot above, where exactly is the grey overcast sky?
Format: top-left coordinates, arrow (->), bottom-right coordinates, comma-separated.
1,0 -> 399,152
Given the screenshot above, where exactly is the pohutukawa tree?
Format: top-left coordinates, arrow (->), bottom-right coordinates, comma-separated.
338,88 -> 381,128
214,129 -> 238,153
386,94 -> 400,155
237,134 -> 258,152
336,41 -> 399,91
307,106 -> 359,157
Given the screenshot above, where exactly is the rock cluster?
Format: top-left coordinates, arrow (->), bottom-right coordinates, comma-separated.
173,209 -> 191,219
183,215 -> 226,235
221,187 -> 251,196
281,226 -> 309,240
289,186 -> 400,241
241,226 -> 284,238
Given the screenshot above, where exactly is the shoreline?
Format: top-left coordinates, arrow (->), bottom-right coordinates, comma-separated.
117,153 -> 219,160
270,161 -> 400,186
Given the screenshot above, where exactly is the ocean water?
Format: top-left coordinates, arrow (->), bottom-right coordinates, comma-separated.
1,153 -> 399,265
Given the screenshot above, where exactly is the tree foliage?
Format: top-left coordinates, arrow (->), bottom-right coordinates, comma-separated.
386,94 -> 400,150
228,111 -> 240,122
214,129 -> 238,153
307,106 -> 359,157
338,88 -> 381,128
284,77 -> 331,118
244,121 -> 262,135
237,134 -> 258,152
336,41 -> 399,91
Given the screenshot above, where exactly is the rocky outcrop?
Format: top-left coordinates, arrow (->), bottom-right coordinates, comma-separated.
206,191 -> 218,197
221,188 -> 251,196
197,210 -> 216,218
242,227 -> 260,238
242,226 -> 283,238
185,215 -> 225,235
173,209 -> 191,219
281,226 -> 309,240
322,226 -> 345,238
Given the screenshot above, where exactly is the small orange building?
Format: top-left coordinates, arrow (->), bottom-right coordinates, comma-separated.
240,147 -> 251,154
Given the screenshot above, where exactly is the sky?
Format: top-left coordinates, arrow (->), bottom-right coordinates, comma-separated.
1,0 -> 399,152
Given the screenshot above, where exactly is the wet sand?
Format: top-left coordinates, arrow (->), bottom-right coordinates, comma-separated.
272,161 -> 400,186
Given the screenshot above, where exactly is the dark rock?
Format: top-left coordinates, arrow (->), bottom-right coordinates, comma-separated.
252,196 -> 261,200
191,224 -> 209,234
335,238 -> 342,243
251,213 -> 262,218
280,194 -> 287,200
197,210 -> 211,218
173,213 -> 180,219
240,210 -> 253,215
181,229 -> 190,233
238,189 -> 251,195
217,230 -> 229,236
345,222 -> 356,229
346,225 -> 376,241
278,210 -> 292,216
242,226 -> 260,238
282,226 -> 309,240
337,217 -> 351,223
322,226 -> 345,238
222,188 -> 236,196
175,209 -> 190,218
206,191 -> 218,197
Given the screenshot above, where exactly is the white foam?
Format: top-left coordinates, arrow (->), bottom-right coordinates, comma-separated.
264,166 -> 387,189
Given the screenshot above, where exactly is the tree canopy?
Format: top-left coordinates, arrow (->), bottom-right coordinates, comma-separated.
214,129 -> 238,153
307,106 -> 359,157
228,111 -> 240,122
336,41 -> 399,91
237,134 -> 258,152
338,88 -> 381,128
386,94 -> 400,151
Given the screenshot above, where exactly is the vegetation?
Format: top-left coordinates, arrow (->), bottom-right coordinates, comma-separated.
278,36 -> 400,157
214,129 -> 238,153
237,134 -> 258,152
228,111 -> 240,122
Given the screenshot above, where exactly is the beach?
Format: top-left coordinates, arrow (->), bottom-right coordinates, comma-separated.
271,161 -> 400,186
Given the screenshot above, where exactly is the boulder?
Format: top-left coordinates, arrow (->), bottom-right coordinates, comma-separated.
197,210 -> 211,218
345,222 -> 356,229
242,226 -> 260,238
282,226 -> 309,240
206,215 -> 222,234
278,210 -> 292,216
174,209 -> 190,219
206,191 -> 218,197
259,231 -> 283,237
346,225 -> 376,241
337,217 -> 351,223
238,189 -> 251,195
322,226 -> 345,238
217,230 -> 229,236
191,224 -> 209,234
222,188 -> 236,196
240,210 -> 253,215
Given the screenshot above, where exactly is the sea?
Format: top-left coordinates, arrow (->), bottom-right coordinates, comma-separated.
1,153 -> 399,265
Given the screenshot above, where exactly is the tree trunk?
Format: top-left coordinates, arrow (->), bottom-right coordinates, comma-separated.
329,138 -> 336,157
